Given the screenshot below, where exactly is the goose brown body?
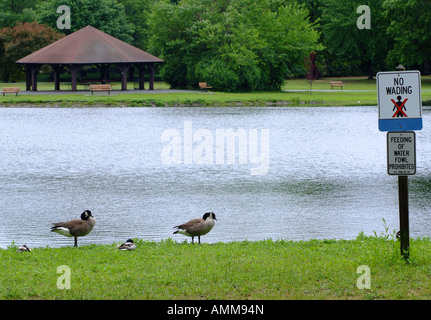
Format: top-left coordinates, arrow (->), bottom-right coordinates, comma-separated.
51,210 -> 96,247
173,212 -> 217,244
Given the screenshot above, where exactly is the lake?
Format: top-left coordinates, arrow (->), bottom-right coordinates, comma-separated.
1,106 -> 430,248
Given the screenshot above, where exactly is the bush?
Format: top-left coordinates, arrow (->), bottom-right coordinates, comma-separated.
149,0 -> 321,92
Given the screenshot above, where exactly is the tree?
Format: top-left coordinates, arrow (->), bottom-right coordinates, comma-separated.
36,0 -> 135,43
304,51 -> 319,93
0,0 -> 38,28
383,0 -> 431,69
320,0 -> 391,78
148,0 -> 321,92
324,0 -> 390,78
117,0 -> 153,50
0,22 -> 64,81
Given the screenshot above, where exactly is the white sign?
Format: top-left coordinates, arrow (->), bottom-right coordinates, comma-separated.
377,70 -> 422,131
387,131 -> 416,175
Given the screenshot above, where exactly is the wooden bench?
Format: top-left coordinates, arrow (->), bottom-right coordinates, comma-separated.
89,84 -> 112,95
1,87 -> 20,96
199,82 -> 213,90
329,81 -> 344,89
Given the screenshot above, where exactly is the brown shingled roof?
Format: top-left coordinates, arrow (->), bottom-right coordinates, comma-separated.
17,25 -> 164,65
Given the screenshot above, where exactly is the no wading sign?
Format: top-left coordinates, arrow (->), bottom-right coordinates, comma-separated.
377,70 -> 422,131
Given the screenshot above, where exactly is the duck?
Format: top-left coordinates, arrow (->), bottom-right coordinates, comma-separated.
118,239 -> 137,251
173,212 -> 217,244
17,244 -> 31,252
51,210 -> 96,247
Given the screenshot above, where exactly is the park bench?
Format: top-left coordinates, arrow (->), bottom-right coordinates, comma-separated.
89,84 -> 112,95
199,82 -> 213,90
1,87 -> 20,96
329,81 -> 345,89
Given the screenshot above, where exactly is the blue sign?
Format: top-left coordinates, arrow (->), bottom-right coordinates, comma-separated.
379,118 -> 423,132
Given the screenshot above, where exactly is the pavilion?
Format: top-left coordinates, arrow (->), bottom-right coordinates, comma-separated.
16,25 -> 164,91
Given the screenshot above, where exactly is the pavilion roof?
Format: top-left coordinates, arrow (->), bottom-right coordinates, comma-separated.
17,25 -> 164,65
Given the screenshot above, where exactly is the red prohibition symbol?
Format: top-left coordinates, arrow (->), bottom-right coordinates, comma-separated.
391,96 -> 408,118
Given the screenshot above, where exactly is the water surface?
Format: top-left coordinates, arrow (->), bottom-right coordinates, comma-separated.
1,106 -> 430,248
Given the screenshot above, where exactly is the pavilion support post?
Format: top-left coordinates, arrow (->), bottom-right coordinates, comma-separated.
100,64 -> 106,84
128,65 -> 135,82
136,64 -> 145,90
68,65 -> 82,91
106,66 -> 110,84
25,65 -> 31,91
116,63 -> 131,91
51,64 -> 61,91
31,64 -> 41,91
148,63 -> 155,90
98,64 -> 109,84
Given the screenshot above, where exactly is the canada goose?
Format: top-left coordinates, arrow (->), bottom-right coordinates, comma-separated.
51,210 -> 96,247
118,239 -> 137,251
17,245 -> 31,252
173,212 -> 217,244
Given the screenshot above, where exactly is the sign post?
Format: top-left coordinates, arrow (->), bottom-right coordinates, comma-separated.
398,175 -> 409,258
377,68 -> 422,259
386,131 -> 416,258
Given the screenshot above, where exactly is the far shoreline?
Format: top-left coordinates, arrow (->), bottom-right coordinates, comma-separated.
0,101 -> 377,108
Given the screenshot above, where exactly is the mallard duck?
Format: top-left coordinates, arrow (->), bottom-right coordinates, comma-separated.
118,239 -> 137,251
17,244 -> 31,252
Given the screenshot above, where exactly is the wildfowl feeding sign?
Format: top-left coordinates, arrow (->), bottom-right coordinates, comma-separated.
387,131 -> 416,175
377,70 -> 422,131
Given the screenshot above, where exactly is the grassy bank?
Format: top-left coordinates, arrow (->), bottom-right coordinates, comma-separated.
2,236 -> 431,300
0,90 -> 380,107
2,77 -> 431,107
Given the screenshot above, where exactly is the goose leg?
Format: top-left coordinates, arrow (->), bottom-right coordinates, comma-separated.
74,237 -> 78,247
198,236 -> 201,244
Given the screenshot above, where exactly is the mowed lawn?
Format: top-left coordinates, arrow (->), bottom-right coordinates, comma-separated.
2,76 -> 431,107
1,237 -> 431,300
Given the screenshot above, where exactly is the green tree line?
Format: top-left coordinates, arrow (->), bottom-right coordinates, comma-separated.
0,0 -> 430,91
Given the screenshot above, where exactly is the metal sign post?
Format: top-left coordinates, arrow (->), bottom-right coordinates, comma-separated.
398,175 -> 409,258
387,131 -> 416,258
377,67 -> 422,259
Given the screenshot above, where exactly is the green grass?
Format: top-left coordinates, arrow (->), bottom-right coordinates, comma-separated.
2,236 -> 431,300
2,77 -> 431,107
283,76 -> 378,91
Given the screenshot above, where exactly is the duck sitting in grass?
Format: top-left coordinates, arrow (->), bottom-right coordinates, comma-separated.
17,244 -> 31,252
118,239 -> 137,251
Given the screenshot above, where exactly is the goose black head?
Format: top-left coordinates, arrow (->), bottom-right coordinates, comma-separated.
81,210 -> 93,220
203,212 -> 217,220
